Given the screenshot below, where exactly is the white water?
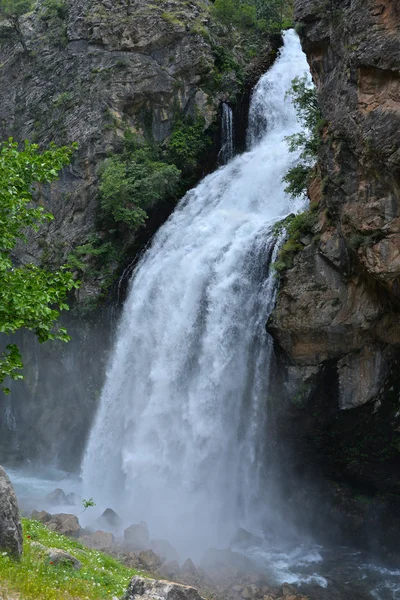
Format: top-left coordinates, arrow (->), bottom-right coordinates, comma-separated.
220,103 -> 234,164
82,30 -> 310,556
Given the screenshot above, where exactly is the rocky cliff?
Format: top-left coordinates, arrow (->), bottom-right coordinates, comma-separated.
0,0 -> 278,304
0,0 -> 279,468
268,0 -> 400,559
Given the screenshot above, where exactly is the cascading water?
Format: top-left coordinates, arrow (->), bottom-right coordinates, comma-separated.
220,103 -> 234,164
82,30 -> 310,556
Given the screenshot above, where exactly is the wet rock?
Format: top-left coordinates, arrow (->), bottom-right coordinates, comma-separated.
181,558 -> 198,576
151,538 -> 179,562
124,575 -> 204,600
241,587 -> 253,599
97,508 -> 123,531
80,530 -> 114,551
124,522 -> 150,551
0,466 -> 22,558
138,549 -> 163,571
47,547 -> 82,570
47,513 -> 81,537
31,509 -> 52,523
156,560 -> 181,579
45,488 -> 68,505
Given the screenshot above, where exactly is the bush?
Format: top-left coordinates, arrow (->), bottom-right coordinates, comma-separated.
273,208 -> 318,273
99,141 -> 181,230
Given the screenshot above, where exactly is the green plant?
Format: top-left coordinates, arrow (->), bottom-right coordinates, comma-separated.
0,0 -> 33,51
283,75 -> 324,198
0,518 -> 141,599
0,139 -> 79,392
273,208 -> 318,273
99,135 -> 181,231
40,0 -> 68,20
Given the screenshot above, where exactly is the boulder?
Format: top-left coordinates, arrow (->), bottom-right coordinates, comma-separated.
281,584 -> 298,597
97,508 -> 122,531
80,530 -> 115,551
181,558 -> 198,576
151,538 -> 179,562
45,488 -> 68,505
124,521 -> 150,551
65,492 -> 81,506
47,513 -> 81,537
31,509 -> 52,523
138,549 -> 162,571
47,547 -> 82,570
124,576 -> 204,600
156,560 -> 181,579
124,552 -> 141,569
0,465 -> 23,558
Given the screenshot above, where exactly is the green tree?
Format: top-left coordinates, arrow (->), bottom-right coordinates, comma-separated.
283,75 -> 323,197
99,141 -> 181,230
0,139 -> 79,393
0,0 -> 33,51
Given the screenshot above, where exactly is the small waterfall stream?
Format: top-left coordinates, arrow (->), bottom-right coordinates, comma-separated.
82,30 -> 309,555
220,103 -> 234,164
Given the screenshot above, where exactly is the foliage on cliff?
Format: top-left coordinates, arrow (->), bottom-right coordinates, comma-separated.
212,0 -> 294,31
0,139 -> 79,392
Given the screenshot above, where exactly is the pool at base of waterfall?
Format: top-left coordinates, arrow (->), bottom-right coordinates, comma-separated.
6,467 -> 400,600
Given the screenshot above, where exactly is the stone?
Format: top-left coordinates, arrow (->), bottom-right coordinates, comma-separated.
241,587 -> 253,599
45,488 -> 68,505
97,508 -> 123,531
124,552 -> 141,569
150,538 -> 179,562
181,558 -> 198,576
47,547 -> 82,570
281,584 -> 297,597
31,509 -> 52,523
138,549 -> 162,571
79,530 -> 114,551
156,560 -> 181,579
47,513 -> 81,537
0,466 -> 23,559
65,492 -> 81,506
124,576 -> 204,600
124,521 -> 150,551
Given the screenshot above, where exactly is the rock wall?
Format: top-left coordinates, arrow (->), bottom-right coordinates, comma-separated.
0,0 -> 280,468
268,0 -> 400,559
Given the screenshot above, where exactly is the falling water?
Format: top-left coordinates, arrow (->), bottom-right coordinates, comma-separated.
82,30 -> 310,556
220,103 -> 234,164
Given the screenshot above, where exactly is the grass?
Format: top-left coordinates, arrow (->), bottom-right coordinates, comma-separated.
0,518 -> 142,600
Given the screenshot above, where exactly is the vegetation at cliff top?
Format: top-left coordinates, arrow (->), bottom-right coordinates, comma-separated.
211,0 -> 294,32
0,517 -> 140,600
0,139 -> 79,393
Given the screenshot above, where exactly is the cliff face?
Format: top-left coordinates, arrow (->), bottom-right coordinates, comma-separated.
268,0 -> 400,558
0,0 -> 279,468
0,0 -> 277,304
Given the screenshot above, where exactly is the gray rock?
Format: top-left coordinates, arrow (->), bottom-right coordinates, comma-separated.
79,529 -> 114,551
97,507 -> 122,531
231,527 -> 263,548
47,513 -> 81,537
156,560 -> 181,579
47,547 -> 82,570
124,521 -> 150,551
124,576 -> 204,600
45,488 -> 68,505
0,465 -> 23,558
31,509 -> 52,523
181,558 -> 198,576
138,549 -> 162,571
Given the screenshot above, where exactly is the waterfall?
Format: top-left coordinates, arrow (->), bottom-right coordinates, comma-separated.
82,30 -> 310,557
220,103 -> 234,164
